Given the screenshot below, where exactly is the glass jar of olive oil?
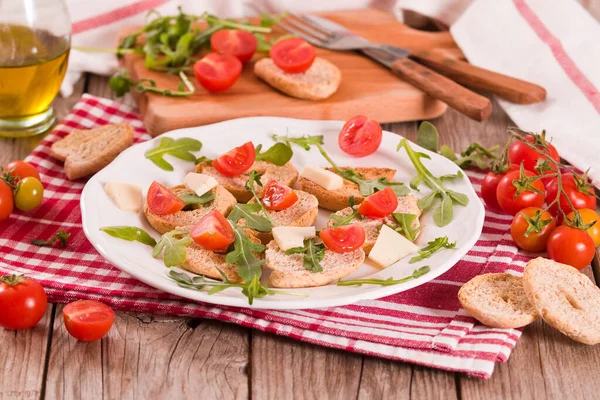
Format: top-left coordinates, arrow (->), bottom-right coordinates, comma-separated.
0,0 -> 71,137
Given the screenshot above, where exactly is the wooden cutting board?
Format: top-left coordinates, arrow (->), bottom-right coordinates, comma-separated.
120,8 -> 462,136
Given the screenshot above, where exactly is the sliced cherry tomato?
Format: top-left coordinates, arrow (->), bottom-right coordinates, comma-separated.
508,134 -> 560,172
546,225 -> 595,270
0,275 -> 47,330
14,177 -> 44,211
270,37 -> 316,73
212,141 -> 256,177
496,169 -> 545,215
5,160 -> 41,183
338,115 -> 383,157
358,187 -> 398,218
565,208 -> 600,247
210,29 -> 257,64
194,53 -> 242,92
262,180 -> 298,211
147,181 -> 185,215
319,223 -> 365,253
190,210 -> 235,252
510,207 -> 556,252
546,173 -> 596,217
480,164 -> 519,212
63,300 -> 114,341
0,180 -> 14,222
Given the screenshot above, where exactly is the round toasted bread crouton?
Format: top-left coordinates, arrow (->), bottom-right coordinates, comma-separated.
458,273 -> 538,329
523,257 -> 600,345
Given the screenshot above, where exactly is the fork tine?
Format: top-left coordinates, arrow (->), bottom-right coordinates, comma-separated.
278,20 -> 326,47
281,18 -> 329,42
287,12 -> 336,39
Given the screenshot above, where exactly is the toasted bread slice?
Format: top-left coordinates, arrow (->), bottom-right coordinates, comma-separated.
265,240 -> 365,288
254,57 -> 341,100
145,185 -> 237,234
328,194 -> 421,254
458,273 -> 538,329
51,123 -> 134,180
196,160 -> 298,203
183,243 -> 242,282
523,257 -> 600,345
298,167 -> 397,211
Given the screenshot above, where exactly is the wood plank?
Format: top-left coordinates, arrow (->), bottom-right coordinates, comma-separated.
357,358 -> 412,400
0,306 -> 54,400
250,331 -> 363,400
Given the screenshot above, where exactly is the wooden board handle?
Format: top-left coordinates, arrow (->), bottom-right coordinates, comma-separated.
412,49 -> 547,104
391,58 -> 492,121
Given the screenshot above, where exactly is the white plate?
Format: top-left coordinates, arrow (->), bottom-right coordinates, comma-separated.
81,117 -> 484,310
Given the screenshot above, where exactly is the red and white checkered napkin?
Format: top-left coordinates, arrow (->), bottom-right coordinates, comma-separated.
0,94 -> 535,379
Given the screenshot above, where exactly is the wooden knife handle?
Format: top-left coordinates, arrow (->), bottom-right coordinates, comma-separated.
411,49 -> 547,104
391,58 -> 492,121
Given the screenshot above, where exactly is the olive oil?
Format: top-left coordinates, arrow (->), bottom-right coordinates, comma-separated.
0,24 -> 69,135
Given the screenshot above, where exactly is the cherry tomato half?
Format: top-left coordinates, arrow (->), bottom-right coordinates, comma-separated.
210,29 -> 257,64
262,180 -> 298,211
212,142 -> 256,177
565,208 -> 600,247
508,135 -> 560,172
338,115 -> 383,157
546,173 -> 596,217
510,207 -> 556,252
14,177 -> 44,211
0,180 -> 14,222
319,223 -> 365,253
546,225 -> 595,270
63,300 -> 115,342
358,187 -> 398,218
270,37 -> 316,73
496,169 -> 545,215
5,160 -> 41,183
194,53 -> 242,92
190,210 -> 235,252
0,275 -> 47,330
147,181 -> 185,215
480,164 -> 520,212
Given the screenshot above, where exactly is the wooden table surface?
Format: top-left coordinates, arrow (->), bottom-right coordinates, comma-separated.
2,70 -> 600,399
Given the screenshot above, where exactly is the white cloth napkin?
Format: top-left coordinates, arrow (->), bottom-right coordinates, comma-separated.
63,0 -> 600,185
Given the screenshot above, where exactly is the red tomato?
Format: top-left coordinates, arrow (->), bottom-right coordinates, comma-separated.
270,38 -> 316,73
508,135 -> 560,172
319,223 -> 365,253
212,141 -> 256,177
338,115 -> 383,157
5,160 -> 41,183
262,180 -> 298,211
480,164 -> 520,212
194,53 -> 242,92
210,29 -> 257,64
496,169 -> 545,215
0,180 -> 14,222
546,225 -> 595,270
63,300 -> 114,342
147,181 -> 185,215
190,210 -> 235,252
565,208 -> 600,247
358,187 -> 398,218
0,275 -> 47,330
510,207 -> 556,252
545,173 -> 596,217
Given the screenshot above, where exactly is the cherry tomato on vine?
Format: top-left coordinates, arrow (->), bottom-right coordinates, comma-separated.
546,225 -> 595,270
262,180 -> 298,211
510,207 -> 556,252
338,115 -> 383,157
5,160 -> 41,183
546,173 -> 596,217
270,37 -> 316,73
0,275 -> 47,330
565,208 -> 600,247
63,300 -> 114,341
14,177 -> 44,211
210,29 -> 257,64
0,180 -> 14,222
147,181 -> 185,215
496,169 -> 545,215
358,187 -> 398,218
212,141 -> 256,177
190,210 -> 235,252
508,134 -> 560,172
194,53 -> 242,92
480,164 -> 519,211
319,223 -> 365,253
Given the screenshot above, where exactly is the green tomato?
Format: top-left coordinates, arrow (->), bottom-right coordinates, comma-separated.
15,177 -> 44,211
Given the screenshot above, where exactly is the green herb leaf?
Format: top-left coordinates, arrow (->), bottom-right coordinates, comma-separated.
270,133 -> 324,151
31,230 -> 71,248
225,225 -> 266,283
285,238 -> 325,272
337,266 -> 430,286
439,145 -> 457,161
409,237 -> 456,264
416,121 -> 439,153
244,170 -> 275,226
259,11 -> 287,27
432,195 -> 453,227
255,142 -> 293,166
145,137 -> 202,171
152,230 -> 192,267
109,69 -> 195,98
227,203 -> 272,232
194,156 -> 212,165
391,213 -> 421,242
179,191 -> 215,207
101,226 -> 157,247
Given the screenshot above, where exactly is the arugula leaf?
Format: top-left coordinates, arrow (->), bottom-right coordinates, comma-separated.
194,156 -> 212,165
391,213 -> 420,242
145,137 -> 202,171
285,238 -> 325,273
31,230 -> 71,248
255,142 -> 293,166
416,121 -> 439,153
245,170 -> 275,225
397,139 -> 468,227
270,133 -> 324,150
109,69 -> 195,98
227,203 -> 272,232
337,266 -> 430,286
152,230 -> 192,267
179,191 -> 215,208
329,196 -> 361,227
225,225 -> 266,283
101,226 -> 157,247
409,237 -> 456,264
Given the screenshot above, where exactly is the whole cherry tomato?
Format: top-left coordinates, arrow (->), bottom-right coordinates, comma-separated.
5,160 -> 41,183
0,275 -> 47,330
496,168 -> 545,215
545,173 -> 596,217
565,208 -> 600,247
480,164 -> 519,211
0,180 -> 14,222
508,133 -> 560,172
546,225 -> 595,270
510,207 -> 556,252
